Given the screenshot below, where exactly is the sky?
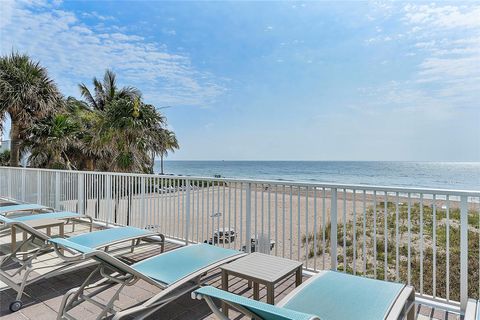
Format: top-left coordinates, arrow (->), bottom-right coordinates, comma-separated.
1,0 -> 479,161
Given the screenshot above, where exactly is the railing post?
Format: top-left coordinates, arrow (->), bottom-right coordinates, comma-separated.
55,171 -> 60,209
21,169 -> 26,202
7,169 -> 12,199
185,179 -> 191,245
36,170 -> 42,205
106,174 -> 112,226
330,188 -> 338,271
78,173 -> 85,215
460,195 -> 468,313
140,176 -> 146,228
245,183 -> 252,253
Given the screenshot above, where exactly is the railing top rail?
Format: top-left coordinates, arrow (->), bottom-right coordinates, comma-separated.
1,166 -> 479,196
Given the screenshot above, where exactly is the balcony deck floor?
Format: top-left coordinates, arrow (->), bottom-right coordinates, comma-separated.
0,237 -> 462,320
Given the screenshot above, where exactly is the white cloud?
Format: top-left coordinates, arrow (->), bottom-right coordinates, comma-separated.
403,4 -> 480,30
0,0 -> 225,107
402,3 -> 480,107
364,2 -> 480,117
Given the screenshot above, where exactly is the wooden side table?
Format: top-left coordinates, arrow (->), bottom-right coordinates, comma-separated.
220,252 -> 303,315
11,218 -> 65,251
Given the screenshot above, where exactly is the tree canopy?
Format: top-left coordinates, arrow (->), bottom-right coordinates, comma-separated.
1,54 -> 179,173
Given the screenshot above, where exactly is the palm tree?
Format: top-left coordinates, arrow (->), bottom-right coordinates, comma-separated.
25,113 -> 80,169
157,130 -> 179,174
90,97 -> 168,172
0,53 -> 62,166
79,69 -> 141,111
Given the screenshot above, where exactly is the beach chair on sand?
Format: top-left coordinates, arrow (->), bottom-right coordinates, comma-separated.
48,240 -> 246,320
0,215 -> 164,312
192,270 -> 416,320
465,299 -> 480,320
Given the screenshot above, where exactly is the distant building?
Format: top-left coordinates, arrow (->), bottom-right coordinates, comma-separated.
0,140 -> 10,153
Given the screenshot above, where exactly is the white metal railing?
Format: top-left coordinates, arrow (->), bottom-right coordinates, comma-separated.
0,166 -> 479,312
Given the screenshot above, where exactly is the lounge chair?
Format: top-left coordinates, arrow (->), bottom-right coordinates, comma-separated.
0,215 -> 165,312
0,203 -> 93,233
0,203 -> 53,216
192,270 -> 415,320
48,240 -> 246,320
465,299 -> 479,320
11,211 -> 94,231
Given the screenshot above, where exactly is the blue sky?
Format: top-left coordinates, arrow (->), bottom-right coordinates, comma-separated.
1,1 -> 479,161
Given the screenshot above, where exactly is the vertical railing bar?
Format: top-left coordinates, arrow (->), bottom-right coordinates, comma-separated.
254,184 -> 258,245
211,181 -> 216,245
362,190 -> 367,275
446,195 -> 450,301
282,185 -> 286,258
37,170 -> 42,205
239,183 -> 243,251
331,188 -> 338,271
343,188 -> 347,272
407,192 -> 412,286
217,182 -> 220,246
384,191 -> 388,280
396,192 -> 400,282
222,182 -> 226,248
206,180 -> 210,244
106,174 -> 112,227
322,188 -> 326,269
373,190 -> 377,278
305,186 -> 309,265
245,183 -> 252,253
267,185 -> 271,255
261,184 -> 265,250
196,180 -> 200,243
185,179 -> 191,245
314,187 -> 318,271
432,194 -> 436,297
275,185 -> 278,256
228,183 -> 232,248
420,193 -> 424,294
352,190 -> 356,275
297,187 -> 301,262
289,186 -> 293,259
460,195 -> 468,312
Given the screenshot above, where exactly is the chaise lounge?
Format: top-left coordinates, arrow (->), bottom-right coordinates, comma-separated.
48,240 -> 246,319
0,215 -> 164,312
192,270 -> 415,320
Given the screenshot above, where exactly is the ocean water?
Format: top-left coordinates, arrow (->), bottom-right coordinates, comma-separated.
153,161 -> 480,191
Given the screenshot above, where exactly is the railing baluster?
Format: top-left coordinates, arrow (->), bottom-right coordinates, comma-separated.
384,191 -> 388,280
446,195 -> 450,301
407,193 -> 411,286
460,195 -> 468,312
352,190 -> 356,275
343,188 -> 346,272
396,192 -> 400,282
373,190 -> 377,278
331,188 -> 338,271
432,194 -> 436,296
420,194 -> 424,294
305,186 -> 309,266
245,183 -> 252,253
322,188 -> 326,269
314,187 -> 318,271
363,190 -> 367,275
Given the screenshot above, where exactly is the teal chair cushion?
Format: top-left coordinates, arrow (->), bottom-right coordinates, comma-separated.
133,244 -> 240,285
283,271 -> 405,320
